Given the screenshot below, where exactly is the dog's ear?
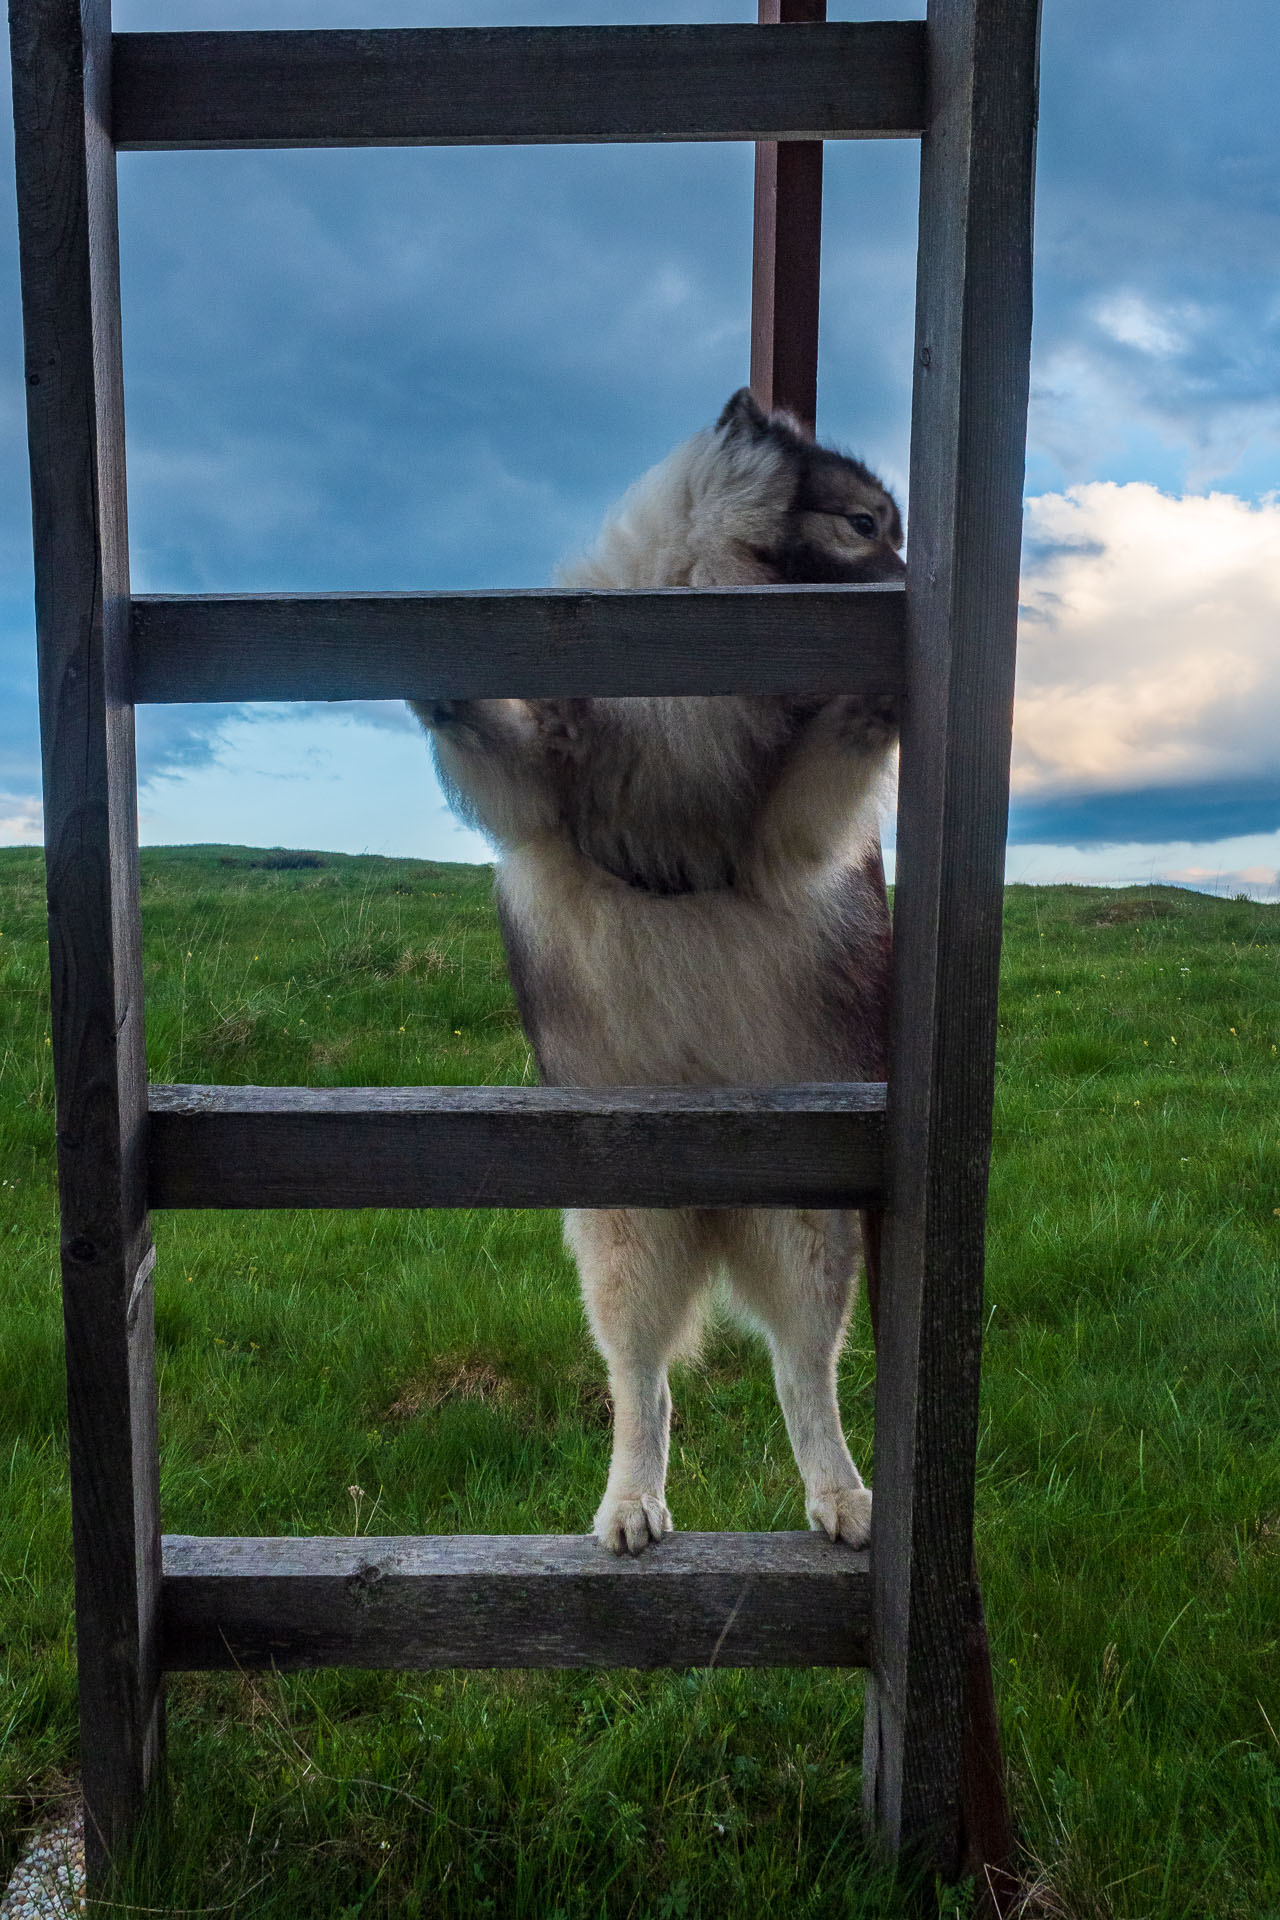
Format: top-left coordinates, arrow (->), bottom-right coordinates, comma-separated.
717,387 -> 807,447
716,387 -> 769,439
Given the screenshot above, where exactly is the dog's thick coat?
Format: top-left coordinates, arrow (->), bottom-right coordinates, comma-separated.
416,391 -> 902,1553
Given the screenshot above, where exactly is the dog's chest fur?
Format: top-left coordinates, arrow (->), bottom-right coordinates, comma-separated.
419,394 -> 902,1092
495,696 -> 890,1089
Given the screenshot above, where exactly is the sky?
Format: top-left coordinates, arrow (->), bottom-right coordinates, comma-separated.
1,0 -> 1278,897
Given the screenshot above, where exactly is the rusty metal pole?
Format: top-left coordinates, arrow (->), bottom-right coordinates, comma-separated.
750,0 -> 825,437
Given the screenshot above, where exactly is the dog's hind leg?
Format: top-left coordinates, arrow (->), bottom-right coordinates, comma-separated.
566,1207 -> 712,1556
726,1209 -> 872,1548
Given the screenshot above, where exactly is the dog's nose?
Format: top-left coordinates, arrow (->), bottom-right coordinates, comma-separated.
858,546 -> 907,583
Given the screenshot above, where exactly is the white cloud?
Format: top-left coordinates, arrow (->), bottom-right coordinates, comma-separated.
0,793 -> 41,845
1028,307 -> 1280,489
1165,861 -> 1278,895
1093,291 -> 1190,357
1014,482 -> 1280,798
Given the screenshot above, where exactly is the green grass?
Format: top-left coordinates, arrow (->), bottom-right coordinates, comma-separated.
1,845 -> 1278,1918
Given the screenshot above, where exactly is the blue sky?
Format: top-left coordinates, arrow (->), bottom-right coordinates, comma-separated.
1,0 -> 1278,895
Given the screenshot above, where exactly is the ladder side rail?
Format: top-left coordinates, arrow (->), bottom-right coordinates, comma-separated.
9,0 -> 162,1882
864,0 -> 1041,1873
111,22 -> 928,151
746,9 -> 1018,1893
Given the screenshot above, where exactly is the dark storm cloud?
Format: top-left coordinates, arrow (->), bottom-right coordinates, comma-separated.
0,0 -> 1277,850
1010,780 -> 1280,850
1028,0 -> 1280,490
100,0 -> 922,778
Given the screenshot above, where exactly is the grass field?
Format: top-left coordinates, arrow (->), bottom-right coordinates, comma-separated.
1,844 -> 1277,1918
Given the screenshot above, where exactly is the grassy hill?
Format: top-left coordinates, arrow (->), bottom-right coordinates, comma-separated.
1,846 -> 1277,1917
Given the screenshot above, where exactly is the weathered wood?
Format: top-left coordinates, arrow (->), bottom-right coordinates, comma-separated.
863,0 -> 1041,1877
859,1025 -> 1018,1908
112,24 -> 927,151
960,1578 -> 1020,1912
161,1532 -> 872,1671
9,0 -> 162,1883
745,23 -> 1019,1879
4,0 -> 1032,1886
147,1083 -> 886,1211
129,584 -> 906,705
750,0 -> 826,437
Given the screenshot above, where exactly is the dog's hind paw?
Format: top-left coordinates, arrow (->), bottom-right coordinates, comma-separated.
807,1485 -> 872,1548
595,1492 -> 672,1557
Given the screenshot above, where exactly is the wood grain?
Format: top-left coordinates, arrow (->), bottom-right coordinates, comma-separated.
129,584 -> 906,705
161,1533 -> 872,1671
147,1083 -> 887,1211
112,23 -> 927,150
862,0 -> 1042,1876
9,0 -> 163,1881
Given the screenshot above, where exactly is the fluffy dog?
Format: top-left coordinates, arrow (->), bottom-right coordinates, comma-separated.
415,389 -> 902,1554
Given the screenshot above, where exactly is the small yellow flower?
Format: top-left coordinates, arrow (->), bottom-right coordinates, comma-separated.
1169,1036 -> 1177,1045
1229,1027 -> 1237,1036
454,1029 -> 462,1036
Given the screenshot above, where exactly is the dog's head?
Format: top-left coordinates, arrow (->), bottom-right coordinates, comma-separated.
713,387 -> 905,585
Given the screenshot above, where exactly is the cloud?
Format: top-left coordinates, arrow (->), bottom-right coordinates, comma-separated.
1026,0 -> 1280,492
1165,862 -> 1278,898
1012,483 -> 1280,840
1029,298 -> 1280,491
0,792 -> 41,844
134,700 -> 421,792
137,708 -> 491,864
2,0 -> 1278,874
1093,292 -> 1190,359
1009,782 -> 1280,850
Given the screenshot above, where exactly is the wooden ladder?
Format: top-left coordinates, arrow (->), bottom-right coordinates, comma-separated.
9,0 -> 1041,1899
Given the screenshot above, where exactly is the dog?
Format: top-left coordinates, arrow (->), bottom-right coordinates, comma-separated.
415,388 -> 902,1553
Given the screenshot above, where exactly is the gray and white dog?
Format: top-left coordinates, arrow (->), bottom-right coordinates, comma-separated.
415,390 -> 902,1555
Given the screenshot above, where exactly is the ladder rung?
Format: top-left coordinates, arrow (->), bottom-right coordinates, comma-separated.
147,1083 -> 887,1211
130,585 -> 906,704
113,24 -> 928,151
161,1532 -> 872,1671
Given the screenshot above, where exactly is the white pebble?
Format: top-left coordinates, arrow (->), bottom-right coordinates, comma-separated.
0,1807 -> 85,1919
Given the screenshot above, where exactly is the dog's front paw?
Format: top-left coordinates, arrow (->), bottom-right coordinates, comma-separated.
594,1492 -> 672,1557
807,1485 -> 872,1548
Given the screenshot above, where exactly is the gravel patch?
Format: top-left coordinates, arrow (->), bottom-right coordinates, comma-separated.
0,1808 -> 85,1918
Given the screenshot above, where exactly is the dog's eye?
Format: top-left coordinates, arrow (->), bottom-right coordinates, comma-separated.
848,512 -> 878,539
